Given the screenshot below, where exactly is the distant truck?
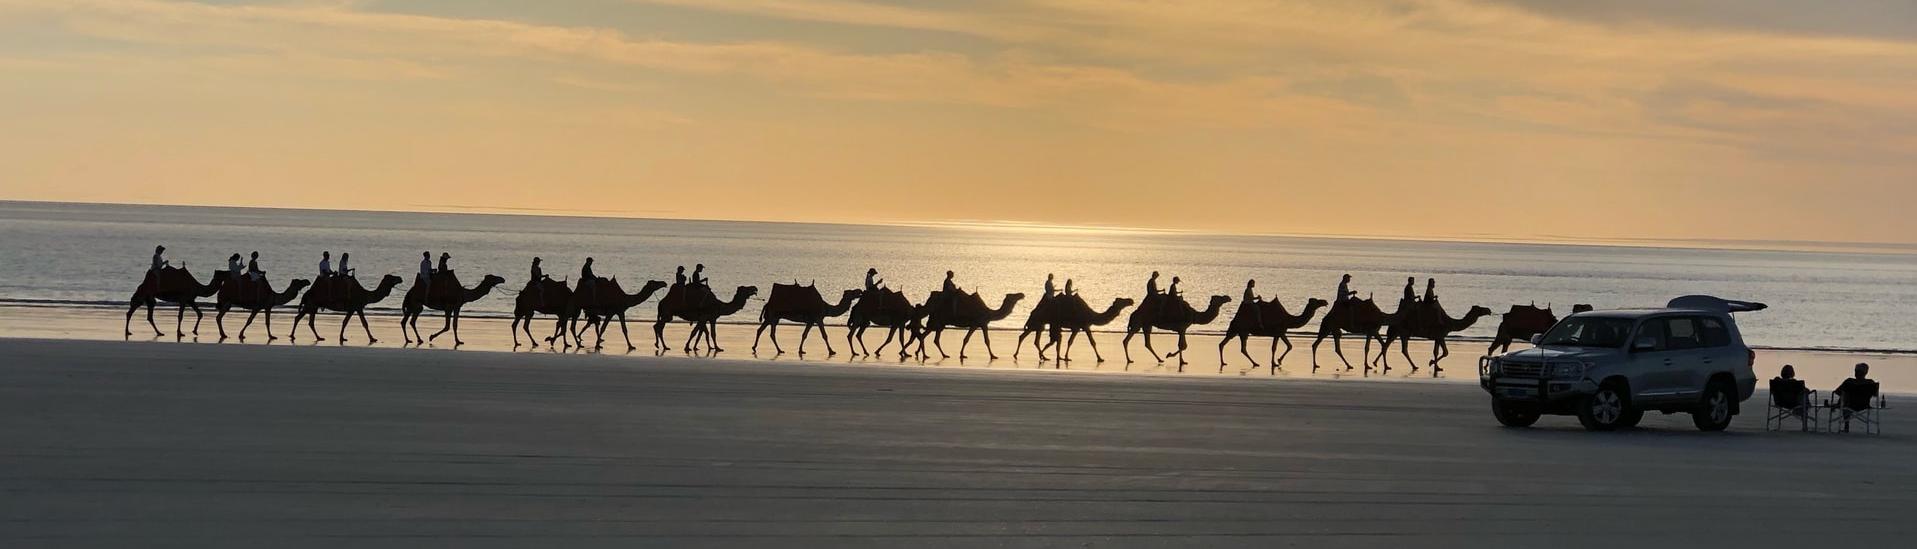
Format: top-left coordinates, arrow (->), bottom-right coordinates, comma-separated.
1478,296 -> 1764,431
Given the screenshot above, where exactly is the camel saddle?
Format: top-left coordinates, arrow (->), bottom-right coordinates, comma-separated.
427,270 -> 464,303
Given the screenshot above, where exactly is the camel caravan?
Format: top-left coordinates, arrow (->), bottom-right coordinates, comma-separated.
130,246 -> 1597,375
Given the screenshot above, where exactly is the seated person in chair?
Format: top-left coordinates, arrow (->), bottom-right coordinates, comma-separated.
1768,365 -> 1813,427
1829,362 -> 1880,432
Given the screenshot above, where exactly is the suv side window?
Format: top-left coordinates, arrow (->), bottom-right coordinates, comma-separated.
1697,316 -> 1731,348
1634,318 -> 1669,352
1664,317 -> 1702,351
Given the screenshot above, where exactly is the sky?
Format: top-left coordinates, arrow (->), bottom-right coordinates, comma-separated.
1,0 -> 1914,244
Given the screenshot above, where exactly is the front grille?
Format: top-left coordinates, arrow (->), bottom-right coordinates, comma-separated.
1500,361 -> 1545,379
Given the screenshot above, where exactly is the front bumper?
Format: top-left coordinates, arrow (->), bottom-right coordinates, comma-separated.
1480,357 -> 1597,403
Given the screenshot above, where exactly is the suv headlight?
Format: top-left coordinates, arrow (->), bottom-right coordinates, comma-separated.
1547,362 -> 1590,380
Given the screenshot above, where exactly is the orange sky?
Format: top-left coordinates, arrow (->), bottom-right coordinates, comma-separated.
2,0 -> 1914,244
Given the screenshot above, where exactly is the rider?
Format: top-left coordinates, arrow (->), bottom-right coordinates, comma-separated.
417,252 -> 433,298
673,265 -> 686,287
1335,274 -> 1357,308
1146,271 -> 1162,297
150,245 -> 169,273
1043,273 -> 1057,300
437,252 -> 451,274
227,253 -> 245,282
578,257 -> 597,301
338,252 -> 354,278
1063,279 -> 1076,296
691,264 -> 708,288
1401,277 -> 1417,306
1423,278 -> 1439,305
530,257 -> 544,283
1167,276 -> 1183,299
319,251 -> 334,279
1244,279 -> 1263,330
246,251 -> 265,282
942,270 -> 960,314
865,268 -> 882,293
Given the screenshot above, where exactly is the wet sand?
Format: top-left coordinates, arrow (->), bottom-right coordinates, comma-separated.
2,337 -> 1912,547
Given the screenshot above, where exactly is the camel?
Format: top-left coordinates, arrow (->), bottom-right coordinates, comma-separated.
566,278 -> 668,351
399,270 -> 506,346
653,284 -> 758,352
290,274 -> 405,343
1309,297 -> 1400,373
1217,297 -> 1329,372
1376,301 -> 1495,374
753,284 -> 862,356
845,288 -> 925,357
911,291 -> 1025,360
1121,294 -> 1230,370
510,277 -> 572,348
213,275 -> 311,341
125,267 -> 229,337
1487,303 -> 1594,355
1013,295 -> 1134,363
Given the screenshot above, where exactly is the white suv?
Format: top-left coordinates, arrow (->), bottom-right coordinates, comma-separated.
1479,296 -> 1763,431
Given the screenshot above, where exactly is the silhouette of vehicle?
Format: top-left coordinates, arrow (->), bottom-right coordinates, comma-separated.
1478,296 -> 1764,431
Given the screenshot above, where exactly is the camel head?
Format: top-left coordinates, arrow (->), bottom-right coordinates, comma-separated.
1466,305 -> 1495,320
733,286 -> 759,303
642,280 -> 668,294
1112,297 -> 1137,310
288,279 -> 312,292
481,274 -> 507,288
840,289 -> 864,302
377,274 -> 405,290
1207,295 -> 1232,309
1305,298 -> 1330,310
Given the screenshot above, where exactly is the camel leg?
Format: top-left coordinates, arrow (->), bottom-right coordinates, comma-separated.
1165,328 -> 1180,370
264,308 -> 276,340
1331,332 -> 1354,371
190,303 -> 204,336
1083,330 -> 1107,363
1122,330 -> 1136,364
1236,335 -> 1258,370
1013,329 -> 1029,359
767,319 -> 783,354
511,317 -> 522,347
1432,338 -> 1448,374
798,323 -> 814,356
980,327 -> 997,360
398,312 -> 410,343
239,309 -> 258,341
340,311 -> 355,342
216,307 -> 230,340
1141,328 -> 1163,364
305,308 -> 325,341
1400,335 -> 1416,373
683,322 -> 700,352
653,320 -> 669,350
706,321 -> 723,352
753,320 -> 769,353
429,309 -> 453,341
873,326 -> 892,356
933,329 -> 949,359
124,298 -> 140,337
357,311 -> 378,343
959,328 -> 976,360
820,322 -> 838,356
618,314 -> 636,351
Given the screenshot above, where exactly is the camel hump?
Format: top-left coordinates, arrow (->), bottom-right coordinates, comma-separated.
768,283 -> 819,303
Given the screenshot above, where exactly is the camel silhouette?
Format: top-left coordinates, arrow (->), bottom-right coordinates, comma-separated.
1310,297 -> 1400,373
910,291 -> 1025,360
125,267 -> 229,338
566,278 -> 669,351
400,270 -> 506,346
1013,295 -> 1134,364
654,285 -> 758,352
213,274 -> 311,341
1218,297 -> 1329,372
1121,294 -> 1230,370
845,288 -> 927,358
1376,301 -> 1494,374
1487,303 -> 1594,355
290,274 -> 405,343
510,277 -> 572,348
754,284 -> 862,356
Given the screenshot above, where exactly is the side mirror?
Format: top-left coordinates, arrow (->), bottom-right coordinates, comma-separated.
1528,334 -> 1544,346
1633,336 -> 1659,352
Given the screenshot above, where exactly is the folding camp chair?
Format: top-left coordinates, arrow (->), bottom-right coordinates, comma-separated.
1765,378 -> 1817,432
1823,381 -> 1886,435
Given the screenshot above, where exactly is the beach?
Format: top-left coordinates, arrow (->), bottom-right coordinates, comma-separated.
3,337 -> 1911,547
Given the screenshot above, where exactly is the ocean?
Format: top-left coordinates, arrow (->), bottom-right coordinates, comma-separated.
2,201 -> 1913,353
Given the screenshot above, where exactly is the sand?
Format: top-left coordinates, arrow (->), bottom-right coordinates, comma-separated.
1,337 -> 1911,547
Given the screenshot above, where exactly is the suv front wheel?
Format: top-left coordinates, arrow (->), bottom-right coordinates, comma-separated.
1692,380 -> 1735,431
1577,382 -> 1632,431
1492,399 -> 1540,427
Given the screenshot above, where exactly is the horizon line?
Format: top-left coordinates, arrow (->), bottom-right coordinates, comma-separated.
6,198 -> 1916,257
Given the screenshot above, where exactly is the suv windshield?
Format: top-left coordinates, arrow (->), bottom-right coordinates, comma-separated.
1539,317 -> 1635,348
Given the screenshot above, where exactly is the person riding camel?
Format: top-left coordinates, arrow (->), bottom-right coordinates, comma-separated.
691,264 -> 708,289
246,251 -> 265,282
942,270 -> 960,314
1423,278 -> 1439,305
529,257 -> 546,301
227,253 -> 244,282
338,252 -> 354,278
865,268 -> 882,293
437,252 -> 451,274
417,252 -> 433,299
1146,271 -> 1162,297
1244,279 -> 1264,330
673,265 -> 687,287
150,245 -> 169,274
1167,276 -> 1183,299
1043,273 -> 1057,301
1401,277 -> 1417,308
318,251 -> 334,279
579,257 -> 597,302
1334,274 -> 1357,311
1063,279 -> 1076,296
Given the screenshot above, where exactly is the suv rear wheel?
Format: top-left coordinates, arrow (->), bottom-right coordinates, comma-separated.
1577,382 -> 1631,431
1492,399 -> 1540,427
1692,380 -> 1735,431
